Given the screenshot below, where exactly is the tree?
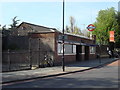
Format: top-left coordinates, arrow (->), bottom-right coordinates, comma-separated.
65,25 -> 70,33
2,25 -> 6,30
115,12 -> 120,48
73,25 -> 82,35
0,24 -> 1,30
92,7 -> 118,45
70,16 -> 75,33
65,16 -> 83,35
1,25 -> 11,36
0,25 -> 2,36
9,16 -> 20,35
1,16 -> 20,36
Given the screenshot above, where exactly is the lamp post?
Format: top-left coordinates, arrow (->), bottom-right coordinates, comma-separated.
62,0 -> 65,72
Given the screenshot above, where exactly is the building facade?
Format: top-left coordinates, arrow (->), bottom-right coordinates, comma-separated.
3,22 -> 97,67
29,32 -> 97,65
2,22 -> 109,71
24,21 -> 97,66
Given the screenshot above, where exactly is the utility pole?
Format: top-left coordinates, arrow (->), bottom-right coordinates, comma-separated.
62,0 -> 65,72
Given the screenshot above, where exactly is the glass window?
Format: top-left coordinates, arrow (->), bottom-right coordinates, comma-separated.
82,46 -> 85,53
58,44 -> 76,54
64,44 -> 72,54
73,45 -> 76,54
58,43 -> 63,54
90,46 -> 96,53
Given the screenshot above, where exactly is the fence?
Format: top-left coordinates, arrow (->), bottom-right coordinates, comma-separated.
2,50 -> 54,72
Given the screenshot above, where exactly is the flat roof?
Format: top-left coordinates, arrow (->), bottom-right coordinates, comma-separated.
64,32 -> 92,40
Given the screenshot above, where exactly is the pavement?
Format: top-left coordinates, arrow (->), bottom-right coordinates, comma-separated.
1,57 -> 119,84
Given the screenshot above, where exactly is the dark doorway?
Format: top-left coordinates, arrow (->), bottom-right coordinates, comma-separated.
76,45 -> 82,61
85,46 -> 89,60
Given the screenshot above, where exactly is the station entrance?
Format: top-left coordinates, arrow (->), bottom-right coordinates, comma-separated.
85,46 -> 89,60
76,45 -> 82,61
76,45 -> 89,61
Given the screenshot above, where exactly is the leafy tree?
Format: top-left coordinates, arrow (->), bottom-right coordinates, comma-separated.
1,16 -> 20,36
0,24 -> 1,30
2,25 -> 6,31
115,12 -> 120,48
1,25 -> 11,36
92,7 -> 118,45
9,16 -> 20,35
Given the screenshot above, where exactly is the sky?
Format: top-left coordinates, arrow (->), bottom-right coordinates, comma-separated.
118,1 -> 120,12
0,0 -> 119,31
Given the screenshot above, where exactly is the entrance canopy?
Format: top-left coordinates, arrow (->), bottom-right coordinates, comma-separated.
58,40 -> 97,47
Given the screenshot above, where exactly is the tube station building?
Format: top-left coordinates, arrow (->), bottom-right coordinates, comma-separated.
16,22 -> 97,66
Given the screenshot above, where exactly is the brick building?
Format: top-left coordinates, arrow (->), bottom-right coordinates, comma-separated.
29,32 -> 96,65
2,22 -> 110,71
16,22 -> 97,66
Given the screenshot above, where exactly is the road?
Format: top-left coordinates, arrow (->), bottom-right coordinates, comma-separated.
2,60 -> 119,88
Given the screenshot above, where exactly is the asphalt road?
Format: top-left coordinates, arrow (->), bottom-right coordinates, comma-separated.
2,60 -> 119,88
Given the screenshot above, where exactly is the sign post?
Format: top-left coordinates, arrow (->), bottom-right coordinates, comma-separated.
109,31 -> 115,42
109,31 -> 115,57
87,24 -> 101,63
87,24 -> 95,39
62,0 -> 65,72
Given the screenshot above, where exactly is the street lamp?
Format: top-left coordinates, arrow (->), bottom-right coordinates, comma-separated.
62,0 -> 65,72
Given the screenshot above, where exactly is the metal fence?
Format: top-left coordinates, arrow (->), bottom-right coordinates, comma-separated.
2,50 -> 54,72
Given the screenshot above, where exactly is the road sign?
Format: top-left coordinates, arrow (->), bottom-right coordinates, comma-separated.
87,24 -> 95,31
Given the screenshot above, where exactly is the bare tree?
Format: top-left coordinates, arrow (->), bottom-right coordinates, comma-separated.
70,16 -> 75,33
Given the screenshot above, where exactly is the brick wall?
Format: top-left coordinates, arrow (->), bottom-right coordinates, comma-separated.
89,54 -> 96,60
54,54 -> 76,65
29,33 -> 55,65
3,36 -> 29,50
